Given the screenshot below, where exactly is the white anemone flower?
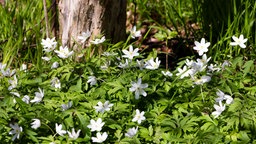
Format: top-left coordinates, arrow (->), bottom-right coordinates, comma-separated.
193,75 -> 211,85
208,64 -> 220,72
51,62 -> 59,69
197,54 -> 211,66
225,95 -> 234,105
92,132 -> 108,143
31,119 -> 41,129
136,59 -> 146,70
8,75 -> 18,90
122,45 -> 139,60
100,61 -> 111,70
87,118 -> 105,132
41,37 -> 57,52
176,66 -> 191,79
87,76 -> 97,86
215,89 -> 226,103
67,128 -> 81,140
61,101 -> 73,111
130,26 -> 141,39
10,92 -> 20,97
22,95 -> 30,104
30,88 -> 44,104
221,60 -> 231,69
51,77 -> 61,89
41,56 -> 51,61
216,89 -> 233,104
145,57 -> 161,70
20,63 -> 27,72
193,38 -> 210,56
212,101 -> 226,118
78,30 -> 91,43
161,71 -> 173,77
129,78 -> 148,99
93,101 -> 114,113
54,46 -> 74,59
55,123 -> 67,136
9,123 -> 23,141
188,62 -> 201,75
230,34 -> 248,48
91,36 -> 106,45
125,126 -> 138,138
185,59 -> 195,67
1,68 -> 16,77
118,59 -> 129,69
132,109 -> 146,124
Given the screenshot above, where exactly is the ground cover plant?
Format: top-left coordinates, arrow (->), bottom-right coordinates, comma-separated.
0,0 -> 256,143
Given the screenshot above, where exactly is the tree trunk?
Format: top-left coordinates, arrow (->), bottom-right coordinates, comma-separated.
58,0 -> 127,51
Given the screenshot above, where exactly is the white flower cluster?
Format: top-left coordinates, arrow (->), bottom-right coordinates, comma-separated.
176,35 -> 248,86
7,31 -> 245,143
211,89 -> 233,118
177,36 -> 245,119
10,87 -> 44,105
87,101 -> 115,143
0,62 -> 16,77
176,53 -> 212,85
117,44 -> 161,70
86,100 -> 145,142
55,123 -> 81,140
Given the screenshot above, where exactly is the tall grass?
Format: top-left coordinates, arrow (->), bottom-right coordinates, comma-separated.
130,0 -> 196,37
129,0 -> 255,61
198,0 -> 256,60
0,0 -> 45,70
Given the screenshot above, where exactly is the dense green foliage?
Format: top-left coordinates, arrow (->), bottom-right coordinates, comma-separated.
0,0 -> 255,143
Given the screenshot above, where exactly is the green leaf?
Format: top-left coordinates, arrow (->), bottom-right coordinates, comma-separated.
106,81 -> 124,87
23,77 -> 42,85
108,87 -> 123,95
228,98 -> 242,113
69,77 -> 82,92
201,122 -> 215,132
232,56 -> 243,68
25,129 -> 38,142
64,114 -> 74,128
242,60 -> 254,77
108,123 -> 122,130
76,112 -> 89,135
154,31 -> 167,41
62,72 -> 72,81
15,98 -> 28,113
161,118 -> 176,129
164,81 -> 172,92
114,102 -> 130,113
107,81 -> 124,95
148,125 -> 153,136
239,131 -> 250,142
140,127 -> 153,141
114,129 -> 123,141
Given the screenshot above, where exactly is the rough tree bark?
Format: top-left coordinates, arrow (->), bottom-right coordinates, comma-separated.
58,0 -> 127,51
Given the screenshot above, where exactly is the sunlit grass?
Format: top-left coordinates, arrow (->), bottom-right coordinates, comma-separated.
0,1 -> 45,70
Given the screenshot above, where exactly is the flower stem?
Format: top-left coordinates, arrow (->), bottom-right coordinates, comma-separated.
42,122 -> 55,134
200,86 -> 204,102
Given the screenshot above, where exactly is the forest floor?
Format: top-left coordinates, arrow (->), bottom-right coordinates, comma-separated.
126,9 -> 200,70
